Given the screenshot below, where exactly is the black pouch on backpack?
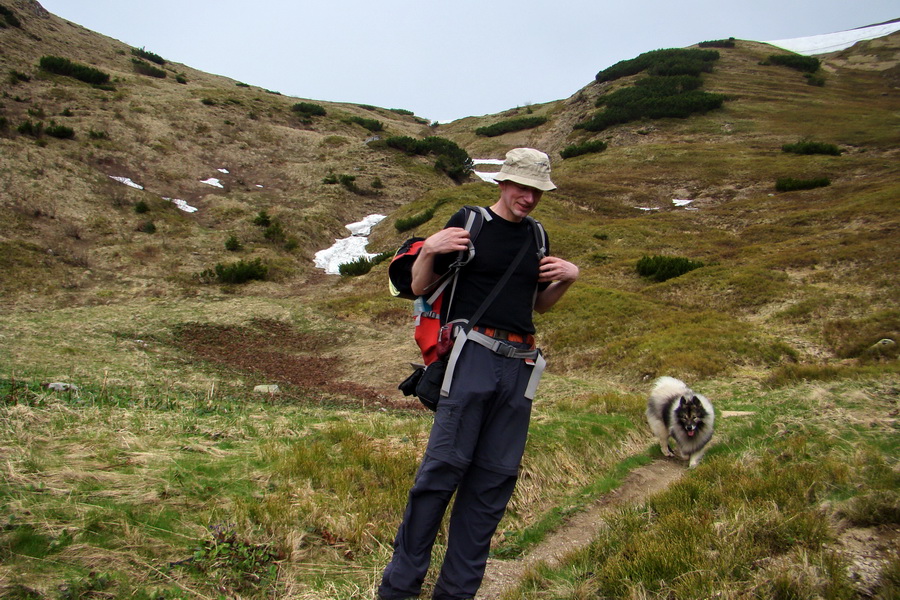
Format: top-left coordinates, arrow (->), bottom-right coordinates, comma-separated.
414,360 -> 446,411
398,367 -> 424,397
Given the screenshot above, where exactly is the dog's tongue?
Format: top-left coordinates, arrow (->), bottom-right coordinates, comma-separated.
687,430 -> 695,437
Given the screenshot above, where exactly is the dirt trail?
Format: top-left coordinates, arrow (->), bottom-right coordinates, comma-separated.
477,459 -> 685,599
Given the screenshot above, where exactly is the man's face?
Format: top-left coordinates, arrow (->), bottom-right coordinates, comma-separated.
496,181 -> 543,222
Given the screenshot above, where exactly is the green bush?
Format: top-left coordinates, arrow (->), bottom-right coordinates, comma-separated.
384,136 -> 473,182
782,140 -> 841,156
699,38 -> 735,48
17,120 -> 43,137
766,54 -> 820,73
253,211 -> 271,227
596,48 -> 719,83
131,58 -> 166,78
561,140 -> 608,159
44,122 -> 75,139
636,255 -> 704,282
338,252 -> 392,277
576,75 -> 725,133
475,116 -> 548,137
134,200 -> 150,214
211,258 -> 268,284
224,235 -> 242,252
131,47 -> 165,65
395,207 -> 435,232
775,177 -> 831,192
39,55 -> 110,86
292,102 -> 326,117
175,74 -> 188,84
347,116 -> 383,132
804,73 -> 825,86
136,221 -> 156,234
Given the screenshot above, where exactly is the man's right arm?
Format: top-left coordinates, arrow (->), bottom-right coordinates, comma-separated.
410,227 -> 471,296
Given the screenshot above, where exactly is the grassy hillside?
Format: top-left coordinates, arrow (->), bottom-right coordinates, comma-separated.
1,2 -> 898,598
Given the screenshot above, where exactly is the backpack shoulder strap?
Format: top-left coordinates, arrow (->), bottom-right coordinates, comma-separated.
526,216 -> 547,259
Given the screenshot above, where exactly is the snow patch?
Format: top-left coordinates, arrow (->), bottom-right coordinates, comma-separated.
764,21 -> 900,55
163,197 -> 198,213
472,158 -> 504,184
109,176 -> 143,190
314,214 -> 386,275
200,178 -> 224,188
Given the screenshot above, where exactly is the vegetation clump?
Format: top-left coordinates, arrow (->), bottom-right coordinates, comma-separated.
131,47 -> 165,65
200,258 -> 268,284
577,73 -> 725,132
699,37 -> 736,48
765,53 -> 821,73
347,116 -> 383,132
775,176 -> 831,192
782,139 -> 841,155
292,102 -> 326,118
475,116 -> 548,137
561,140 -> 608,159
384,136 -> 473,182
39,55 -> 111,86
595,48 -> 720,83
338,252 -> 392,277
131,58 -> 166,78
636,255 -> 704,282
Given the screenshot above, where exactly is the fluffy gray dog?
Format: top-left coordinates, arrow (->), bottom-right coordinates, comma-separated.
646,376 -> 715,468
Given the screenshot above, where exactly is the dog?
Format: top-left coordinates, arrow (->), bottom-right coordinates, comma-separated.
646,376 -> 715,468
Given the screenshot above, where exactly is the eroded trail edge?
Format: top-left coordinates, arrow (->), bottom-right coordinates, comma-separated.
477,460 -> 685,599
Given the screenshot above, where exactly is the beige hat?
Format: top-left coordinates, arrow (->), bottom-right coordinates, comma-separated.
493,148 -> 557,191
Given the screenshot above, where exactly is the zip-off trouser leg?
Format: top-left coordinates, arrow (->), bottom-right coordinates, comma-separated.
379,341 -> 537,599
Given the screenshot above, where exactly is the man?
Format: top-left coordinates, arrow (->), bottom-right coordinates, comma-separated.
378,148 -> 579,600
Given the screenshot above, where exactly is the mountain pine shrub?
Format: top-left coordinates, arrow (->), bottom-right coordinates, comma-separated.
131,47 -> 165,65
596,48 -> 719,83
385,136 -> 473,182
347,116 -> 383,132
225,235 -> 242,252
699,37 -> 735,48
636,255 -> 704,282
45,122 -> 75,139
131,58 -> 166,78
475,116 -> 548,137
17,120 -> 43,137
561,139 -> 608,159
292,102 -> 326,117
207,258 -> 268,284
775,177 -> 830,192
39,55 -> 111,86
782,140 -> 841,156
766,54 -> 820,73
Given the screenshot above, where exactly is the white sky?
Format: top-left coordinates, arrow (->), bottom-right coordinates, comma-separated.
38,1 -> 898,123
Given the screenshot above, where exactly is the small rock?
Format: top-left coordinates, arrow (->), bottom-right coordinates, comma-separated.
253,384 -> 280,394
46,382 -> 78,392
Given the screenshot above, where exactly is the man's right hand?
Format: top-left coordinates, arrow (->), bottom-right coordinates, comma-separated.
422,227 -> 471,255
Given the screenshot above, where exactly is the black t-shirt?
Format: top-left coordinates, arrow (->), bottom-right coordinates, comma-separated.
434,207 -> 550,335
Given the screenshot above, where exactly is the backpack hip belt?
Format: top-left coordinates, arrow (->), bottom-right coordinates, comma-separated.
441,328 -> 547,400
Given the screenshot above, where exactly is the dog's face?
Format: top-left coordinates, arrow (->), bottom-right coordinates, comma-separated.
675,395 -> 708,437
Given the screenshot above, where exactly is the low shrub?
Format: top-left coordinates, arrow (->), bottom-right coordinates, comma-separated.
131,58 -> 166,78
338,252 -> 392,277
134,200 -> 150,214
347,116 -> 383,132
136,221 -> 156,234
39,55 -> 110,86
782,140 -> 841,156
699,38 -> 735,48
475,116 -> 548,137
44,122 -> 75,139
131,47 -> 165,65
384,136 -> 473,182
292,102 -> 326,117
804,73 -> 825,86
775,177 -> 830,192
636,255 -> 704,282
596,48 -> 719,83
766,54 -> 820,73
88,129 -> 109,140
577,75 -> 725,132
253,210 -> 271,227
17,120 -> 43,137
175,74 -> 187,84
561,140 -> 608,159
210,258 -> 268,284
395,207 -> 435,232
224,235 -> 242,252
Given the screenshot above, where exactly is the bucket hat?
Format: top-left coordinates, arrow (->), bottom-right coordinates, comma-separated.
493,148 -> 556,191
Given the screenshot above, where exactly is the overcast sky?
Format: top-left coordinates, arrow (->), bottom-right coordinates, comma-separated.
38,0 -> 898,123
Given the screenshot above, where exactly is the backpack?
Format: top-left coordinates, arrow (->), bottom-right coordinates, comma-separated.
389,206 -> 547,366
